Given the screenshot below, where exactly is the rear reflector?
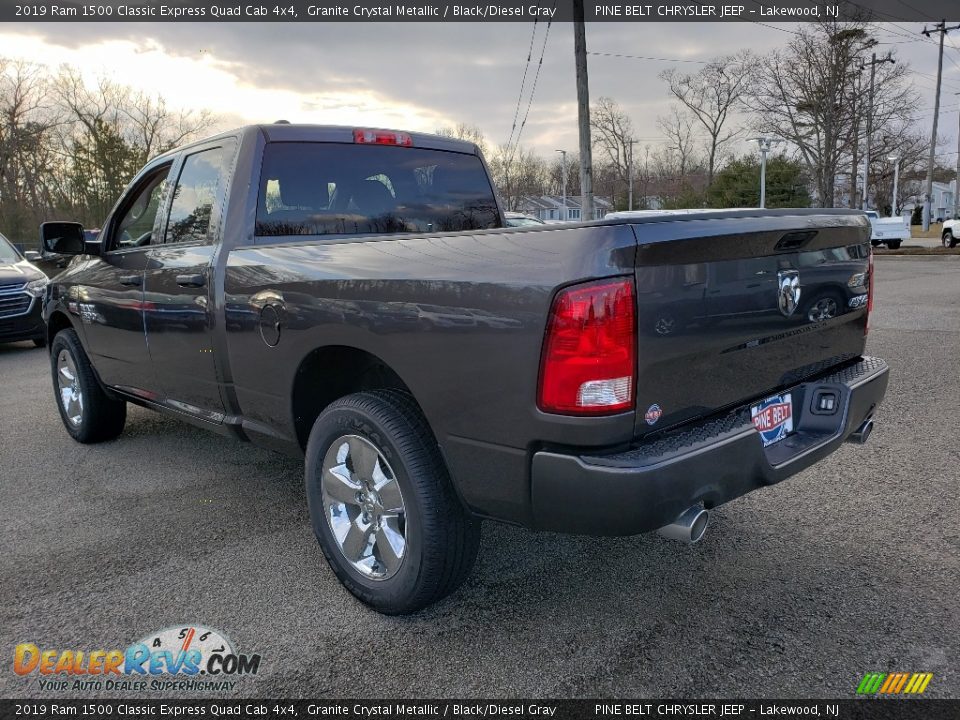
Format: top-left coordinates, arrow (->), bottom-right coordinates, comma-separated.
353,129 -> 413,147
538,278 -> 636,415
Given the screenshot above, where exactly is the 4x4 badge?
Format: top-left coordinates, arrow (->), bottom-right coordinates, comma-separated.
777,269 -> 801,317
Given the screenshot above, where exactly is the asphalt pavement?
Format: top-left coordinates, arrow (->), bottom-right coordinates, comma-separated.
1,256 -> 957,699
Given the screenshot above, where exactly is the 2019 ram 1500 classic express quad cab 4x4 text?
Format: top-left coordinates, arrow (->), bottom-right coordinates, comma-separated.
40,125 -> 889,614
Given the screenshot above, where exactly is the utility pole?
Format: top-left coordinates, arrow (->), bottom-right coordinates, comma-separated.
573,0 -> 594,221
556,149 -> 567,221
750,137 -> 780,208
954,93 -> 960,221
627,139 -> 635,211
862,52 -> 895,210
849,69 -> 863,209
888,155 -> 900,217
920,20 -> 960,230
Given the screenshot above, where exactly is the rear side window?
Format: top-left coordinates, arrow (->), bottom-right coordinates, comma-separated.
164,146 -> 228,245
255,142 -> 500,237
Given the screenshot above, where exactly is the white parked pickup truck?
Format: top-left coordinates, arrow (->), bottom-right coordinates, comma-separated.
942,218 -> 958,248
864,210 -> 910,249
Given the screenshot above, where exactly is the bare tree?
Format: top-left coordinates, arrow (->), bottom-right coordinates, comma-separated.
55,67 -> 219,225
657,106 -> 700,179
0,58 -> 62,241
125,92 -> 215,165
661,51 -> 754,184
547,151 -> 581,197
488,143 -> 547,210
435,123 -> 489,157
745,21 -> 918,207
590,96 -> 634,206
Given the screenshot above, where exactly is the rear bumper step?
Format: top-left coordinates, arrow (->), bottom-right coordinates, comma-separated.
530,356 -> 889,536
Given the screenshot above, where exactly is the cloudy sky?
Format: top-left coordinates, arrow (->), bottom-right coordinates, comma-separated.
4,21 -> 960,160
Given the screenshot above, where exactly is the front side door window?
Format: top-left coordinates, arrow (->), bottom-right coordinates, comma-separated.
110,168 -> 171,251
164,147 -> 227,246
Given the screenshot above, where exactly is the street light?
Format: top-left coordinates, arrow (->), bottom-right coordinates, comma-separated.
887,156 -> 900,218
748,137 -> 781,208
556,149 -> 567,221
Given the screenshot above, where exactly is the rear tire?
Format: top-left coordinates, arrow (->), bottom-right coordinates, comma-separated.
32,337 -> 46,348
944,231 -> 957,249
50,329 -> 126,443
886,240 -> 901,250
305,389 -> 481,614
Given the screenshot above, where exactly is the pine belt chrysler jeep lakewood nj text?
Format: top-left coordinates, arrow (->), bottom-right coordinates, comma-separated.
40,125 -> 889,613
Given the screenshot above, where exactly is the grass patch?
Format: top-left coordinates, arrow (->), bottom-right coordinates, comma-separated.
908,222 -> 947,239
875,245 -> 960,256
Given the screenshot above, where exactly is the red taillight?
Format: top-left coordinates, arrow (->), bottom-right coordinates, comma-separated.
353,129 -> 413,147
538,278 -> 636,415
866,249 -> 874,335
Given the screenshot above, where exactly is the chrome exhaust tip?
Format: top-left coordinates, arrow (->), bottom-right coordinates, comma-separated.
656,505 -> 710,544
848,417 -> 874,445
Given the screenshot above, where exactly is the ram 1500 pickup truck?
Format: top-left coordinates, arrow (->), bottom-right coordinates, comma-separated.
41,124 -> 889,614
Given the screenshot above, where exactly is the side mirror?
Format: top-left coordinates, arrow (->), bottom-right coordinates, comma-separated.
40,222 -> 90,255
23,250 -> 42,262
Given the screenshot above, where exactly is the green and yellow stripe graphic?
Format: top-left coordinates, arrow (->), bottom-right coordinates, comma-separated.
856,672 -> 933,695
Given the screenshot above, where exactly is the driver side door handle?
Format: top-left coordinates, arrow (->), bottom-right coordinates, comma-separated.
119,274 -> 142,287
175,274 -> 206,288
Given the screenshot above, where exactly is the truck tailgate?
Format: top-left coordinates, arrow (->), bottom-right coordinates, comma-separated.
629,212 -> 871,437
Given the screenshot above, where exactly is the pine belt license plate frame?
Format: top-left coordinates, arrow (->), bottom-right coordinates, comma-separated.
751,392 -> 794,448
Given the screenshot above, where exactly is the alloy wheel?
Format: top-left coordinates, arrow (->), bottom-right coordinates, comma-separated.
320,434 -> 407,580
56,349 -> 83,427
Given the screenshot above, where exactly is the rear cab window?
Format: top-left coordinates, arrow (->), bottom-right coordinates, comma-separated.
255,142 -> 501,238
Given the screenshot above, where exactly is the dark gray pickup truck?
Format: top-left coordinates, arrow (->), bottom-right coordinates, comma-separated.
41,124 -> 889,613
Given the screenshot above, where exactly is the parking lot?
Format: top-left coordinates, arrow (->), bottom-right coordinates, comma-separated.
1,256 -> 957,699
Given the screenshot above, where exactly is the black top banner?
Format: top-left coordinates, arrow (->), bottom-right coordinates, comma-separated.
3,0 -> 959,23
2,700 -> 959,720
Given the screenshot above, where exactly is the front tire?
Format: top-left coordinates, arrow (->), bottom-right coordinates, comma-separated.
944,230 -> 957,249
886,240 -> 901,250
305,390 -> 480,614
32,337 -> 46,348
50,329 -> 126,443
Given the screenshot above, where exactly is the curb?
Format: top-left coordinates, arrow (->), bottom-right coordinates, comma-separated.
874,253 -> 960,260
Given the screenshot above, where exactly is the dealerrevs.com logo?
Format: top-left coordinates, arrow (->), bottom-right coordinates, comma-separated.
13,625 -> 261,692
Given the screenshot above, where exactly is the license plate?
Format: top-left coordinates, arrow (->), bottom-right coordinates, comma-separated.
751,393 -> 794,447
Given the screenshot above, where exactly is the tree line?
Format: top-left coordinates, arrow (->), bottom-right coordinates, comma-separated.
0,57 -> 214,245
470,19 -> 953,216
2,19 -> 956,247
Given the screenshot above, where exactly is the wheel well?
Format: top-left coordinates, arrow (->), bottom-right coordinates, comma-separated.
804,284 -> 846,303
291,346 -> 415,450
47,311 -> 73,346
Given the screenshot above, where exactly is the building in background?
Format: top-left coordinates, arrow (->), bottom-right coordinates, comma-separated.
516,195 -> 613,222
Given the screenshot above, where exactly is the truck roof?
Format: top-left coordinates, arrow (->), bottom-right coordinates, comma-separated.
153,123 -> 482,162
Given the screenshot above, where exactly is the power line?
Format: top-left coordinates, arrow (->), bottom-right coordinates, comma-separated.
513,12 -> 554,150
505,20 -> 539,152
752,21 -> 801,36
